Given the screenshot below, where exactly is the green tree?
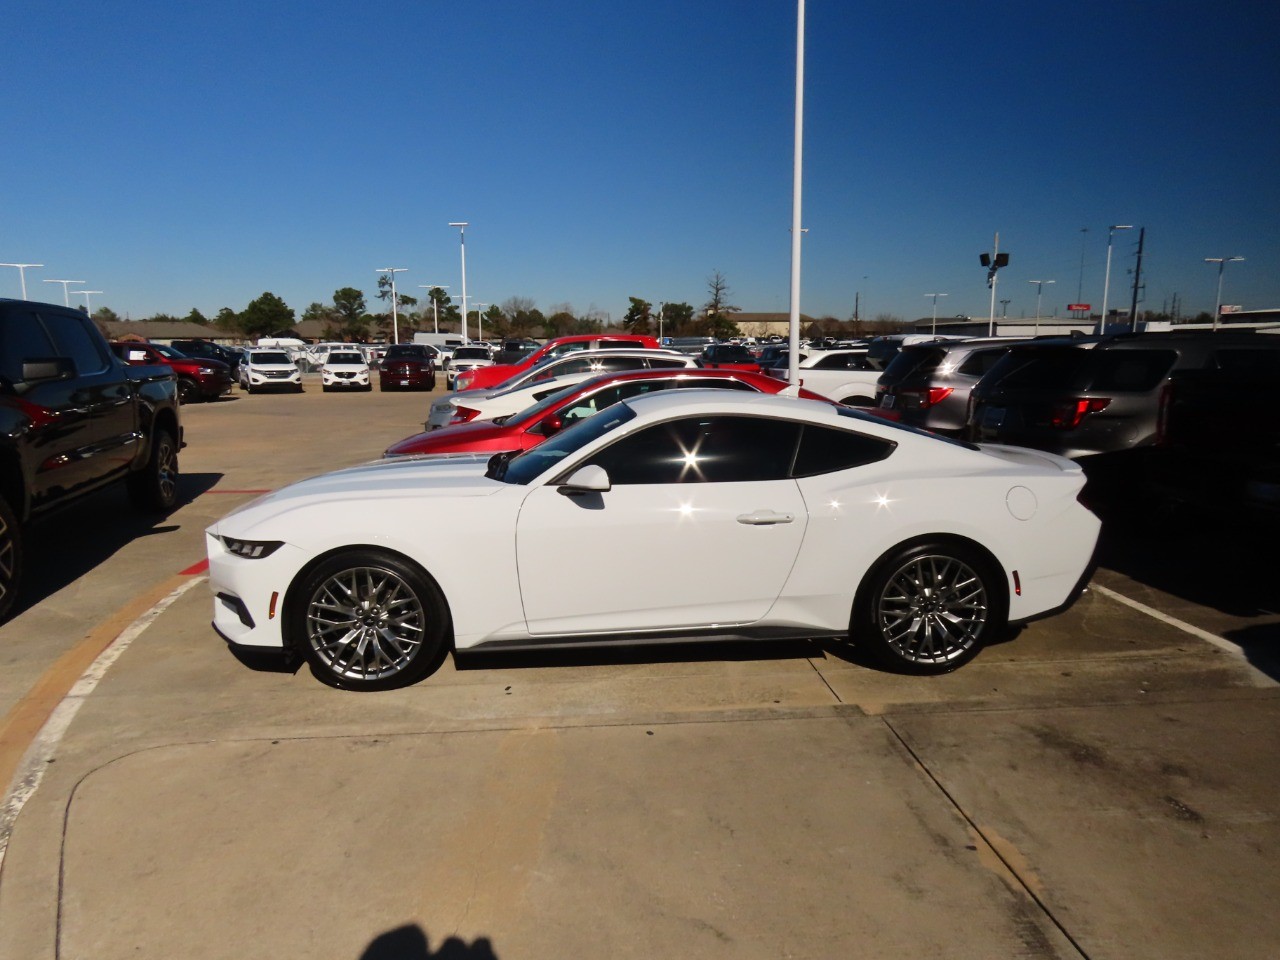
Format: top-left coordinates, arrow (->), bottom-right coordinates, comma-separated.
148,313 -> 180,323
184,307 -> 209,325
543,309 -> 576,338
238,291 -> 295,338
94,306 -> 121,324
623,297 -> 653,334
329,287 -> 370,340
214,307 -> 239,331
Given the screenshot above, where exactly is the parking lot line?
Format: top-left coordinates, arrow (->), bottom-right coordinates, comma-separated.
0,573 -> 207,873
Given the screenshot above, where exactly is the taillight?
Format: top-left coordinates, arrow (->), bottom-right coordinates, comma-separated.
456,373 -> 474,390
897,386 -> 954,409
450,406 -> 481,424
1049,397 -> 1111,429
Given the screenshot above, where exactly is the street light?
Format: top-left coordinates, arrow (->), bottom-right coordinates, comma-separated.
448,222 -> 469,342
418,284 -> 449,333
1000,298 -> 1011,319
657,301 -> 666,342
785,0 -> 806,391
1204,256 -> 1245,332
75,290 -> 103,318
923,293 -> 948,336
43,278 -> 85,307
472,302 -> 489,343
1100,225 -> 1133,328
1027,279 -> 1055,334
375,267 -> 407,343
0,263 -> 43,300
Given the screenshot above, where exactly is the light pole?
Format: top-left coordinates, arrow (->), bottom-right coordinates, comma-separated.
657,301 -> 666,342
981,233 -> 1009,336
1000,299 -> 1011,319
472,302 -> 489,344
1,263 -> 43,300
418,285 -> 449,333
1077,227 -> 1089,306
43,278 -> 85,307
1027,279 -> 1055,334
1100,225 -> 1132,328
785,0 -> 806,391
448,222 -> 469,342
923,293 -> 948,336
376,267 -> 408,343
75,290 -> 103,318
1204,256 -> 1245,332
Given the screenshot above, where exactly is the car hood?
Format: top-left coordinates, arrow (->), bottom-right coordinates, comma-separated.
386,421 -> 516,456
213,454 -> 501,531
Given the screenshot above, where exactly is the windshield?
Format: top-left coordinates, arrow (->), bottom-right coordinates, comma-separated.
329,353 -> 364,364
152,344 -> 186,359
252,351 -> 291,364
385,346 -> 425,359
495,402 -> 637,485
453,347 -> 489,360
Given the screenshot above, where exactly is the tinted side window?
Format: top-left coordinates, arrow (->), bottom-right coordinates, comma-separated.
1212,349 -> 1280,375
793,426 -> 895,477
586,415 -> 800,484
1090,350 -> 1176,391
0,310 -> 59,383
957,348 -> 1007,377
647,356 -> 693,369
986,348 -> 1088,390
40,312 -> 109,375
544,342 -> 590,361
676,377 -> 756,391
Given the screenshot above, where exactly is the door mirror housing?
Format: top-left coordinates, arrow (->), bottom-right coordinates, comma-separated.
557,464 -> 611,496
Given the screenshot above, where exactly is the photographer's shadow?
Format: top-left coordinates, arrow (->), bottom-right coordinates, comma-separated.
360,925 -> 498,960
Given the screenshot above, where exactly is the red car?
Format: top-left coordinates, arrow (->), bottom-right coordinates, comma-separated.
379,344 -> 437,391
110,341 -> 232,403
454,333 -> 660,392
386,369 -> 829,457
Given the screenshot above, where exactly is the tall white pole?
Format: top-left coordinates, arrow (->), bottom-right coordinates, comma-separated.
1100,225 -> 1132,329
419,285 -> 448,333
1,263 -> 43,300
474,303 -> 488,343
76,289 -> 103,317
449,222 -> 469,342
786,0 -> 805,391
1205,256 -> 1244,332
924,293 -> 948,337
44,278 -> 85,306
987,233 -> 1000,337
376,267 -> 407,343
1028,279 -> 1054,334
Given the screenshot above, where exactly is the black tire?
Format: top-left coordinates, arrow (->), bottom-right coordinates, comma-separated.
177,379 -> 200,404
127,426 -> 180,512
0,496 -> 24,623
853,540 -> 1005,675
322,385 -> 333,393
840,395 -> 875,406
290,550 -> 449,691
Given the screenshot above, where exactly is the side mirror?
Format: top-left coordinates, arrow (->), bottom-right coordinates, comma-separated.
540,413 -> 565,436
21,357 -> 76,383
556,464 -> 611,496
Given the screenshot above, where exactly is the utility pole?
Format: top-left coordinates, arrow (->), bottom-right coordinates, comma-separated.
1128,227 -> 1146,331
981,233 -> 1010,336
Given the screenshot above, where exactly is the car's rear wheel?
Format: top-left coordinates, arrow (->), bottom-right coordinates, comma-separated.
0,496 -> 24,623
855,541 -> 1003,674
127,426 -> 180,512
292,550 -> 449,690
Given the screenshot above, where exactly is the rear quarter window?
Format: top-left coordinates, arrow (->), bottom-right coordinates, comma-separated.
792,426 -> 895,477
1211,349 -> 1280,375
1089,350 -> 1176,391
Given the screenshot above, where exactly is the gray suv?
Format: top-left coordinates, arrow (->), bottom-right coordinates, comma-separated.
966,332 -> 1280,460
875,337 -> 1030,434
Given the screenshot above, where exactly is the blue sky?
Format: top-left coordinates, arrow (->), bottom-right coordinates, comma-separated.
4,1 -> 1278,324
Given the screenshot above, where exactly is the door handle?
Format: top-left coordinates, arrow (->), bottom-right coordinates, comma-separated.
736,510 -> 795,525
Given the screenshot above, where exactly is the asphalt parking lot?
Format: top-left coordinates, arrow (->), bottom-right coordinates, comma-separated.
1,378 -> 1277,960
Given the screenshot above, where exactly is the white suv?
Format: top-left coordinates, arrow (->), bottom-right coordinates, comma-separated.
241,349 -> 303,394
320,350 -> 372,392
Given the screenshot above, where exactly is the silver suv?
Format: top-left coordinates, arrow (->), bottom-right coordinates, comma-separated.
966,332 -> 1280,460
876,337 -> 1030,433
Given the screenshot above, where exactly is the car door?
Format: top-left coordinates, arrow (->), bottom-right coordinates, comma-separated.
515,414 -> 808,635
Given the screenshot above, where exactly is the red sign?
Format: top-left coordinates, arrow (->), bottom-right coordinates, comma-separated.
1068,303 -> 1091,311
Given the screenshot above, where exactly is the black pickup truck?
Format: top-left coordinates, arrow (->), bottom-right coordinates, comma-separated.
0,299 -> 183,621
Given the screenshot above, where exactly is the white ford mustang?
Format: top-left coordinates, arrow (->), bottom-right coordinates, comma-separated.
206,390 -> 1099,690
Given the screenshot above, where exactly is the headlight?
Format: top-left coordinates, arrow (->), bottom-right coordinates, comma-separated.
221,536 -> 284,559
199,366 -> 216,374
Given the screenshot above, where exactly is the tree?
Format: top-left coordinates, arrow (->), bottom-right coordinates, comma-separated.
703,270 -> 739,325
238,292 -> 295,338
94,306 -> 121,324
327,287 -> 370,340
148,313 -> 180,323
374,275 -> 418,341
623,297 -> 653,334
662,302 -> 695,335
214,307 -> 239,331
543,309 -> 576,338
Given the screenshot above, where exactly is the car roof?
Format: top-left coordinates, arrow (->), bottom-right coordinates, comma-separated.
617,385 -> 848,427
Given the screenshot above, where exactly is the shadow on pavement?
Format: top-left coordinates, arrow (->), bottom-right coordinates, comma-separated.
16,471 -> 222,617
360,925 -> 497,959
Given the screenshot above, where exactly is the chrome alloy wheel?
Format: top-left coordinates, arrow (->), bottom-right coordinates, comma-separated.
305,565 -> 428,682
155,434 -> 178,506
874,554 -> 988,666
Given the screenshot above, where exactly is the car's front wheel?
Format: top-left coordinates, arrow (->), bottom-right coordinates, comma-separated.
854,541 -> 1004,674
177,379 -> 199,404
127,426 -> 180,512
0,496 -> 24,623
291,550 -> 449,690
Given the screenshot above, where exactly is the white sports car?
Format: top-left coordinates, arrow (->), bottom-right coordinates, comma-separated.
206,391 -> 1100,690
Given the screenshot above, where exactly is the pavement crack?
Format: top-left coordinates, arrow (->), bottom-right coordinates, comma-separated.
879,716 -> 1094,960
